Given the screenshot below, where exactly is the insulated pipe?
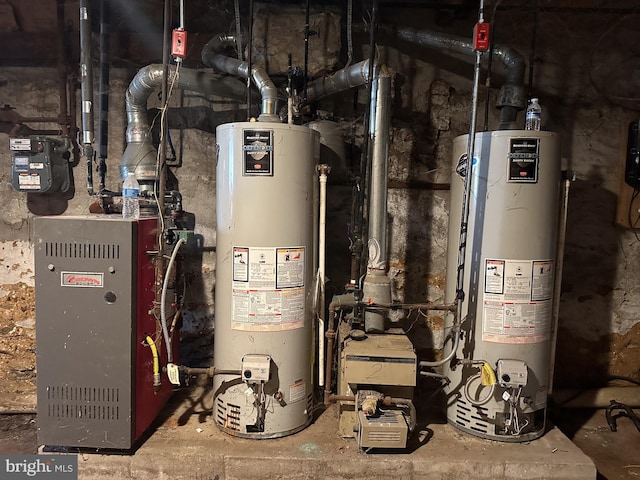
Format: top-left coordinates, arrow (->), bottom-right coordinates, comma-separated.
201,34 -> 279,122
382,25 -> 526,128
79,0 -> 95,194
317,164 -> 330,387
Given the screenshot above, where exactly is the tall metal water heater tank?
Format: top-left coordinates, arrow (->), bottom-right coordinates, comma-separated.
214,122 -> 320,438
444,130 -> 561,442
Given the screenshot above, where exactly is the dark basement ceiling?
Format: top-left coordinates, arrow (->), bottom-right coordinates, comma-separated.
0,0 -> 637,67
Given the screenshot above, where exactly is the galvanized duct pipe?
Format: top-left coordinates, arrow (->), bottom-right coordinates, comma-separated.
305,60 -> 372,103
121,64 -> 246,183
383,26 -> 526,129
201,34 -> 279,122
367,71 -> 392,272
363,70 -> 393,333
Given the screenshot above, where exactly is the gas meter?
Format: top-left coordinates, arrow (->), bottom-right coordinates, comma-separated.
10,136 -> 72,194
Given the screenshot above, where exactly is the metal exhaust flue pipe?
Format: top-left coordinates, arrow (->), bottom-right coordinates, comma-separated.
201,34 -> 279,122
305,59 -> 372,104
382,25 -> 527,129
121,64 -> 246,184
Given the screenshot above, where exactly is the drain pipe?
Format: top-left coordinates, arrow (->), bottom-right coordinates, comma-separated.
382,25 -> 526,129
363,70 -> 393,333
201,34 -> 279,122
121,64 -> 246,187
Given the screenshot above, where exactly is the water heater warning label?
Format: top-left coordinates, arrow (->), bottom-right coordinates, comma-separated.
231,246 -> 305,332
482,258 -> 554,344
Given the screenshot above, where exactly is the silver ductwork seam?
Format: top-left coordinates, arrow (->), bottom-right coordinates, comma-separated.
385,26 -> 526,129
121,64 -> 246,183
201,34 -> 279,122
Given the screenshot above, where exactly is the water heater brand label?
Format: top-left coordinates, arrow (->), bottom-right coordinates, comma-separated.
482,258 -> 554,344
231,246 -> 305,331
455,153 -> 478,178
61,271 -> 104,288
243,129 -> 273,176
507,137 -> 540,183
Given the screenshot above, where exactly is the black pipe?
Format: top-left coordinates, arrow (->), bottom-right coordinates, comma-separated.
79,0 -> 95,195
97,0 -> 110,192
303,0 -> 310,103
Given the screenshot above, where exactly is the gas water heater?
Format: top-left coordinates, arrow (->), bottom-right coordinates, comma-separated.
213,122 -> 320,438
444,130 -> 561,442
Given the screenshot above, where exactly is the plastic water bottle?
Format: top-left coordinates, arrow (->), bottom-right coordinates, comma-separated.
525,98 -> 542,131
122,172 -> 140,219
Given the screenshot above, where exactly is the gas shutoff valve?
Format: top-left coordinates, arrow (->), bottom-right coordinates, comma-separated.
242,354 -> 271,384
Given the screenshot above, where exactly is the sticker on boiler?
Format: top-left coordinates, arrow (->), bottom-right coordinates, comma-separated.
61,271 -> 104,288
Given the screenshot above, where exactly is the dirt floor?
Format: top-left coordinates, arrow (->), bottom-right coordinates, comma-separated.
0,282 -> 36,413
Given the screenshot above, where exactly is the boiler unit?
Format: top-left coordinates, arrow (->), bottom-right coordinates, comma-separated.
444,130 -> 561,442
337,330 -> 417,450
34,216 -> 176,450
213,122 -> 320,438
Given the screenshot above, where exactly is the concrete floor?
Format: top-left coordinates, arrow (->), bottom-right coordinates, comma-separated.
6,381 -> 640,479
29,382 -> 597,480
549,406 -> 640,480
